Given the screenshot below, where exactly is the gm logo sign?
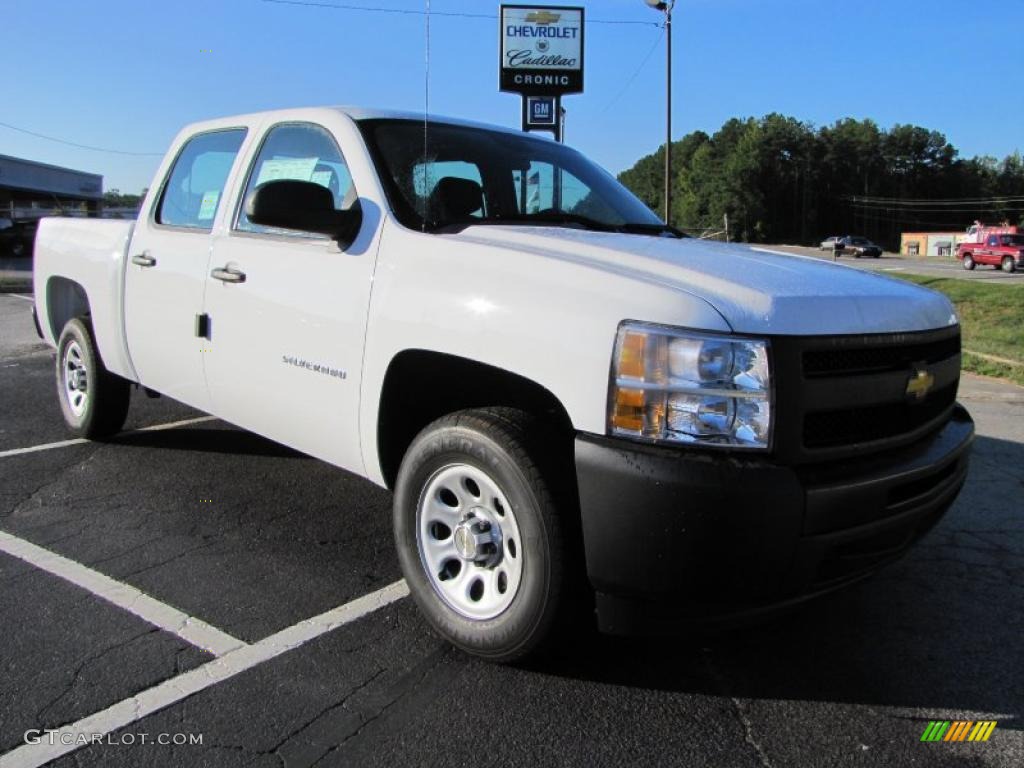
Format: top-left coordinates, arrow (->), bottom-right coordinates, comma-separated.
526,96 -> 557,127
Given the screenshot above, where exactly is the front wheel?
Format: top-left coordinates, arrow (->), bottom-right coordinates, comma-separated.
962,254 -> 975,270
56,318 -> 130,438
1002,256 -> 1016,273
393,408 -> 566,662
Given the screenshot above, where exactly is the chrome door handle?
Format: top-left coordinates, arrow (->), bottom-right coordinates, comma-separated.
131,253 -> 156,267
211,266 -> 246,284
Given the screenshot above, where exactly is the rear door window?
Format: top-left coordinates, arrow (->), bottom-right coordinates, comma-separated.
156,129 -> 246,229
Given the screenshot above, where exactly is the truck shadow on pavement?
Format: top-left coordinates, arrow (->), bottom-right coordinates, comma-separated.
111,426 -> 308,460
528,433 -> 1024,728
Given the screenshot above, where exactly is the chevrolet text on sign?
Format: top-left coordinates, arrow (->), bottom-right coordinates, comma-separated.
499,5 -> 585,94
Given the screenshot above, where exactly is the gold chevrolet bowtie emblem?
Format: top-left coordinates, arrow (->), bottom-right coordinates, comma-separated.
526,11 -> 561,24
906,369 -> 935,401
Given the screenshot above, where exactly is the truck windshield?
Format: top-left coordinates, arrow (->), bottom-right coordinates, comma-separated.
358,119 -> 671,235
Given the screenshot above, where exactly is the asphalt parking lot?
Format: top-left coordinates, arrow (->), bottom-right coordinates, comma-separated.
761,245 -> 1024,282
1,290 -> 1022,768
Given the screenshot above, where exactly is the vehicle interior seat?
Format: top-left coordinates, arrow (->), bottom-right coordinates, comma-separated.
426,177 -> 484,223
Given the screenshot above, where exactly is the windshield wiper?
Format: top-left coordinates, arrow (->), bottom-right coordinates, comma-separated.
429,212 -> 613,234
517,212 -> 687,238
612,222 -> 687,238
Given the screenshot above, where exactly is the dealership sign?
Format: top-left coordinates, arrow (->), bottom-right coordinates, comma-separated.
499,5 -> 585,95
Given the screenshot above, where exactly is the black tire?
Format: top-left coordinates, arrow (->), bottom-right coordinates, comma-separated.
56,317 -> 130,439
393,408 -> 566,662
1002,256 -> 1015,273
962,254 -> 975,270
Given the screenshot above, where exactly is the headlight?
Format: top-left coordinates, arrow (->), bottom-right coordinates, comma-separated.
608,322 -> 772,449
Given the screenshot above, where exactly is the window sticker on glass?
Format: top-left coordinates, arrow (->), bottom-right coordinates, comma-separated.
197,191 -> 220,221
255,157 -> 318,186
310,170 -> 333,188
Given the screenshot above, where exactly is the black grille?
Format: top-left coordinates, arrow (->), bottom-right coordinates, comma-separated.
803,383 -> 958,448
803,335 -> 961,377
768,327 -> 963,462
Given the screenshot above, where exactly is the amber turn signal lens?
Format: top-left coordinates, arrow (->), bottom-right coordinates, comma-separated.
617,331 -> 646,379
611,387 -> 645,433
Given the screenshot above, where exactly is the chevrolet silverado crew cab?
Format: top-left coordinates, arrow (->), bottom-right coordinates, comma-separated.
33,107 -> 974,661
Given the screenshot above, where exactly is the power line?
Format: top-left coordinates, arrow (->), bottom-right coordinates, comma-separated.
259,0 -> 660,25
845,194 -> 1024,205
847,209 -> 1016,228
847,203 -> 1024,214
0,121 -> 162,157
599,27 -> 665,115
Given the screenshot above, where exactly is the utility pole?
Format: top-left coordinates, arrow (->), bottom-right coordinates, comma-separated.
643,1 -> 675,226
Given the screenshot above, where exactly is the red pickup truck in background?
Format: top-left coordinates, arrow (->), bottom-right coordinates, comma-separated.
957,225 -> 1024,272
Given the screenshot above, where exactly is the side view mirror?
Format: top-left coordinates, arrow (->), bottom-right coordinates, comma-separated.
245,180 -> 361,246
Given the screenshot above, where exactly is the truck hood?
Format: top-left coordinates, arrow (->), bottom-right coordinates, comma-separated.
451,226 -> 957,335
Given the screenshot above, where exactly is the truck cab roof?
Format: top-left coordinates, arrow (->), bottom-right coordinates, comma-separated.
178,106 -> 541,142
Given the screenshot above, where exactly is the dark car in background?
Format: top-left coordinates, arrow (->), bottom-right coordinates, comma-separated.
840,236 -> 882,258
0,218 -> 39,259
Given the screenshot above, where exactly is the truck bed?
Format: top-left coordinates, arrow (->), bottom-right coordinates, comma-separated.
33,217 -> 136,381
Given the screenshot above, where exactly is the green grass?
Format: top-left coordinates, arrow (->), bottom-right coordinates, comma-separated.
896,273 -> 1024,387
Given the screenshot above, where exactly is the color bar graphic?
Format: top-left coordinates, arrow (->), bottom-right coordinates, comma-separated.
921,720 -> 996,742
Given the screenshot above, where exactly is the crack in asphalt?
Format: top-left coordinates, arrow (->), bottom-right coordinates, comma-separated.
699,650 -> 774,768
728,696 -> 774,768
114,540 -> 223,581
266,667 -> 387,766
0,452 -> 101,522
311,645 -> 451,766
6,446 -> 108,525
33,627 -> 161,727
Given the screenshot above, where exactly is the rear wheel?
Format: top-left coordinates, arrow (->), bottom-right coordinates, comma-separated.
962,254 -> 975,270
56,318 -> 130,438
1002,256 -> 1016,273
393,408 -> 566,662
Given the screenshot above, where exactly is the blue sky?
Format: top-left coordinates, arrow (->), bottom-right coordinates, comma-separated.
3,0 -> 1022,193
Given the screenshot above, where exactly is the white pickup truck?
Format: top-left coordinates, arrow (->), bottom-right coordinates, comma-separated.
33,107 -> 974,661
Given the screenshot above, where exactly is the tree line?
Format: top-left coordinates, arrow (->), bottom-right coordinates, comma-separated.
102,189 -> 146,209
616,114 -> 1024,248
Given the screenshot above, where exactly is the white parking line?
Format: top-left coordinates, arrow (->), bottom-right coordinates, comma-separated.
0,415 -> 217,459
0,579 -> 409,768
2,293 -> 33,302
0,531 -> 246,657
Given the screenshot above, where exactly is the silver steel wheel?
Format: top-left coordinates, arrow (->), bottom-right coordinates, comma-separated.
62,340 -> 89,418
416,463 -> 524,621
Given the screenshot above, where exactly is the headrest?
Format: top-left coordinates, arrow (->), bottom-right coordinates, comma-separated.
429,177 -> 483,220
